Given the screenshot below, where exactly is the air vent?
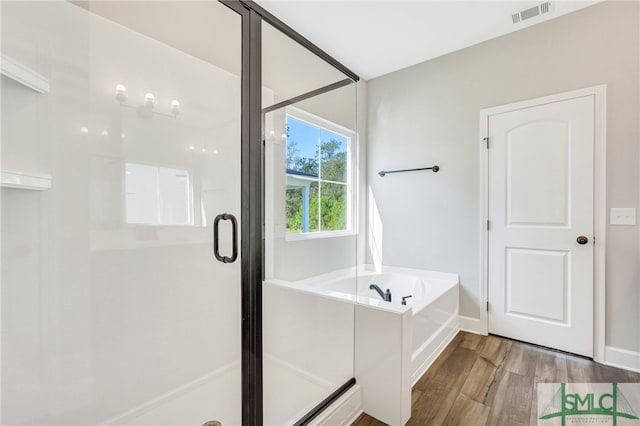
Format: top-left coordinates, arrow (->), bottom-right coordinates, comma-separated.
512,1 -> 553,24
540,1 -> 551,13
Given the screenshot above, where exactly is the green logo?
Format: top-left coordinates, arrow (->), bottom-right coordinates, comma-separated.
539,383 -> 639,425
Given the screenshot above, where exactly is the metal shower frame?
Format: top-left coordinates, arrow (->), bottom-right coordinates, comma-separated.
219,2 -> 359,425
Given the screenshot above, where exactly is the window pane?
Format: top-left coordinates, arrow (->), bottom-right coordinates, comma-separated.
320,182 -> 347,231
286,117 -> 318,177
285,186 -> 303,233
320,130 -> 347,183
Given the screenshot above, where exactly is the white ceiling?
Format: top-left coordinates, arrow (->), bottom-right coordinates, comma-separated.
255,0 -> 601,80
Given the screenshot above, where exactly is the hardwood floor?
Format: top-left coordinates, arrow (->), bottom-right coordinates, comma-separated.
352,332 -> 640,426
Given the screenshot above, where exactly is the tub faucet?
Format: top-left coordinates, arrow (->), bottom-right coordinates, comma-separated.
369,283 -> 392,302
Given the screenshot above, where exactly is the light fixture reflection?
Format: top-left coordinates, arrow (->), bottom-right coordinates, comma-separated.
144,93 -> 156,109
171,100 -> 180,117
115,84 -> 179,119
115,84 -> 127,103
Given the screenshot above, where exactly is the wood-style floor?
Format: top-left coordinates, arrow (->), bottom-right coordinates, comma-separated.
352,331 -> 640,426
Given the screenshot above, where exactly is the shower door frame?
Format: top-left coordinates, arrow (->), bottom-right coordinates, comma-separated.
220,1 -> 359,425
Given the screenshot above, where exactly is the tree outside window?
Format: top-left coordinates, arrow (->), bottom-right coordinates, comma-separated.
285,114 -> 351,235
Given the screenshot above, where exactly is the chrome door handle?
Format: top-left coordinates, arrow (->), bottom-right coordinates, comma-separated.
576,236 -> 589,245
213,213 -> 238,263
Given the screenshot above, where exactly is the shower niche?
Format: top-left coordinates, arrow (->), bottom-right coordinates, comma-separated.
1,53 -> 53,190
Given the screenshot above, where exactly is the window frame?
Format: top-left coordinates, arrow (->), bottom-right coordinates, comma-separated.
284,106 -> 356,241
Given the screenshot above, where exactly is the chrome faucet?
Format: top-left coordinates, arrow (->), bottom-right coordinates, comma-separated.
369,283 -> 392,302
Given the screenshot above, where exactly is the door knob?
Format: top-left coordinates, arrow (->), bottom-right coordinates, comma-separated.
576,236 -> 589,245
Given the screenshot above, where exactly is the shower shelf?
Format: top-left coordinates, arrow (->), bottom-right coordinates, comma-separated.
1,170 -> 52,191
1,54 -> 50,94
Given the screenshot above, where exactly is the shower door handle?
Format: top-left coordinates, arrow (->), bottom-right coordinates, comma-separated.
213,213 -> 238,263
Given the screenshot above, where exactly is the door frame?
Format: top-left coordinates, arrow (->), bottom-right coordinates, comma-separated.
478,85 -> 607,361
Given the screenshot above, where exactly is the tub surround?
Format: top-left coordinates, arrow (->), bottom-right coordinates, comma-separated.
410,284 -> 459,386
355,267 -> 459,425
355,300 -> 412,426
265,265 -> 459,425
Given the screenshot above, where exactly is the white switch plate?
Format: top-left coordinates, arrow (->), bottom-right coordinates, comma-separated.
610,208 -> 636,225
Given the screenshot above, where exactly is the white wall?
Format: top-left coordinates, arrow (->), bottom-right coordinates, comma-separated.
367,1 -> 640,353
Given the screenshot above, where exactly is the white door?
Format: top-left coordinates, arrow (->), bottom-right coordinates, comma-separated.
487,95 -> 594,357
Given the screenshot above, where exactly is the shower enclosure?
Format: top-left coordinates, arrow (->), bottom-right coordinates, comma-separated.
1,1 -> 359,425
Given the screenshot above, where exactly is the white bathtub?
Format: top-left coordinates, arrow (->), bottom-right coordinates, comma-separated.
268,265 -> 459,425
275,265 -> 459,385
314,268 -> 454,312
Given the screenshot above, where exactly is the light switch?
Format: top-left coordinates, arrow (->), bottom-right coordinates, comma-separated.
610,208 -> 636,225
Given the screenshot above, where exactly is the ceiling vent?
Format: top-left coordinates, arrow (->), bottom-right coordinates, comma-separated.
512,2 -> 553,24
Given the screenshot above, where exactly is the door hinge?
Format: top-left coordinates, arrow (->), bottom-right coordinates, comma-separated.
487,219 -> 490,231
486,301 -> 490,312
483,137 -> 489,149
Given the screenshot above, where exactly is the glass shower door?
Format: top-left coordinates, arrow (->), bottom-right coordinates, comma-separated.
1,1 -> 242,425
262,21 -> 359,425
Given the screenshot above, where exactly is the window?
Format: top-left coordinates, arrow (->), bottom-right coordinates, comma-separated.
285,110 -> 353,237
125,163 -> 193,226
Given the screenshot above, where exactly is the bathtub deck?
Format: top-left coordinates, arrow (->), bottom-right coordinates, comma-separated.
352,331 -> 640,426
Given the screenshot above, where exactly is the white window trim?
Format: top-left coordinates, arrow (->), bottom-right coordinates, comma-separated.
284,106 -> 356,241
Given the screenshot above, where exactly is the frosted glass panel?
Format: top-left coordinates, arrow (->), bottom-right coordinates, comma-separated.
263,20 -> 357,424
1,2 -> 242,425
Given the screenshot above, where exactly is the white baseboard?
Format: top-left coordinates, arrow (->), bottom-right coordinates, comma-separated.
459,315 -> 486,335
604,346 -> 640,373
458,319 -> 639,374
308,384 -> 362,426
